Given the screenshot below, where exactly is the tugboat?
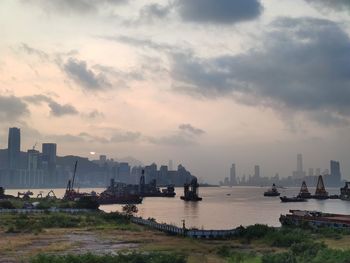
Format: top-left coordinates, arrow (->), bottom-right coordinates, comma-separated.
180,177 -> 202,201
280,196 -> 307,202
297,181 -> 311,199
313,175 -> 329,200
98,179 -> 143,205
264,183 -> 280,197
340,182 -> 350,201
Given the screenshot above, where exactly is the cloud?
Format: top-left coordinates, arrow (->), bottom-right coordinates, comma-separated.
179,124 -> 205,135
110,131 -> 141,143
148,134 -> 196,146
0,96 -> 29,121
170,17 -> 350,126
48,101 -> 78,117
175,0 -> 263,24
22,0 -> 129,15
23,95 -> 78,117
305,0 -> 350,12
19,43 -> 49,61
63,58 -> 112,90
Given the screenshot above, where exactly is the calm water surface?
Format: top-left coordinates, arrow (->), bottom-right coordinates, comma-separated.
6,186 -> 350,229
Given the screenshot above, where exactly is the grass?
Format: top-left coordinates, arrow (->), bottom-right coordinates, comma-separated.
3,214 -> 350,263
0,211 -> 138,233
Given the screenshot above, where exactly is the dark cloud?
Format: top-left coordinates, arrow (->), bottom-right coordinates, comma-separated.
0,96 -> 29,121
22,0 -> 129,15
48,101 -> 78,117
179,124 -> 205,135
305,0 -> 350,12
23,94 -> 78,117
170,17 -> 350,125
63,58 -> 112,90
175,0 -> 263,24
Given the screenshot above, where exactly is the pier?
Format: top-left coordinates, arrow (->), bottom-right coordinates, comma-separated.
131,216 -> 237,239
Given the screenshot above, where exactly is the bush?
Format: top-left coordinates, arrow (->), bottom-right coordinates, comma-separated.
237,224 -> 274,242
0,200 -> 15,209
30,252 -> 186,263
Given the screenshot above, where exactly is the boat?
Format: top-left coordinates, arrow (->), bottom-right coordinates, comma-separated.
180,177 -> 202,201
280,196 -> 307,202
264,183 -> 280,197
98,179 -> 143,205
280,210 -> 350,228
340,182 -> 350,201
313,175 -> 329,199
139,172 -> 176,197
63,161 -> 97,201
297,181 -> 312,199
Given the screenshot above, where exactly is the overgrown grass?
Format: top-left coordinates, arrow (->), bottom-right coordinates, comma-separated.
30,252 -> 186,263
0,212 -> 138,233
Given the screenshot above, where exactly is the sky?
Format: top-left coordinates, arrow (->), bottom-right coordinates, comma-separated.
0,0 -> 350,183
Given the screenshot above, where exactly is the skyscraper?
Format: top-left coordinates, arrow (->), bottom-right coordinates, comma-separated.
168,160 -> 173,171
42,143 -> 57,184
7,127 -> 20,169
254,165 -> 260,178
330,160 -> 341,186
297,153 -> 303,173
293,154 -> 306,178
230,163 -> 236,186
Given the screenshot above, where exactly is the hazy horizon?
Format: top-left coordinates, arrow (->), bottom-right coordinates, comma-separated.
1,0 -> 350,183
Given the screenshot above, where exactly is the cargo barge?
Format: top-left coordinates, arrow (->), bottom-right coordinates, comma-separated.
280,210 -> 350,228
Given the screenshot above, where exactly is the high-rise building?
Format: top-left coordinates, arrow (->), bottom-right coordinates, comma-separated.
254,165 -> 260,178
7,127 -> 21,169
308,168 -> 314,177
230,163 -> 236,186
27,149 -> 40,171
330,160 -> 341,185
168,160 -> 173,171
293,154 -> 306,178
99,155 -> 107,167
297,153 -> 303,173
42,143 -> 57,184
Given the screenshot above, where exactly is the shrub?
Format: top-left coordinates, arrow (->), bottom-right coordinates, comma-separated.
30,252 -> 186,263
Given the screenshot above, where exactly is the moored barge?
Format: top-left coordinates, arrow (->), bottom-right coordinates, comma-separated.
280,210 -> 350,228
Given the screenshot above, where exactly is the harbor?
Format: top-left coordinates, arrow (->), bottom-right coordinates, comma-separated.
3,186 -> 350,229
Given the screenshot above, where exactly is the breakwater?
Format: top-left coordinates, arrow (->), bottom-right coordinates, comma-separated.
131,216 -> 238,239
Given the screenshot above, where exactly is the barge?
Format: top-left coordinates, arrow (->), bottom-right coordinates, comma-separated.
280,210 -> 350,228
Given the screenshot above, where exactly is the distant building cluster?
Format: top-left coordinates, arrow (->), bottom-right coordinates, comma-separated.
221,154 -> 343,187
0,127 -> 195,189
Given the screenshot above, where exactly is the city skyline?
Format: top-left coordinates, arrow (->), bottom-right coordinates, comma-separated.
1,0 -> 350,183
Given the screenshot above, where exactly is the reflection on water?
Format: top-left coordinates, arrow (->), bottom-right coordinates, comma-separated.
5,186 -> 350,229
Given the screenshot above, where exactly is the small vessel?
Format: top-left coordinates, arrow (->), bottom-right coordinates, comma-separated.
297,181 -> 311,199
264,183 -> 280,197
340,182 -> 350,201
280,196 -> 307,202
180,178 -> 202,201
139,172 -> 176,197
98,179 -> 143,205
313,175 -> 329,200
63,161 -> 96,201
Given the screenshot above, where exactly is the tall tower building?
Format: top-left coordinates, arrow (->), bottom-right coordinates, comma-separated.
330,160 -> 341,185
168,160 -> 173,171
42,143 -> 57,184
293,153 -> 306,178
254,165 -> 260,178
297,154 -> 303,173
230,163 -> 236,186
7,127 -> 21,169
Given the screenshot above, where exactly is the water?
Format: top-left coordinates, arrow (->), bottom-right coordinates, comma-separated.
5,186 -> 350,230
